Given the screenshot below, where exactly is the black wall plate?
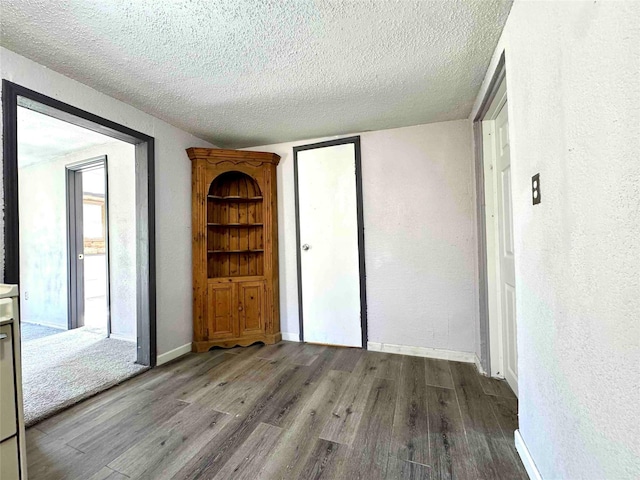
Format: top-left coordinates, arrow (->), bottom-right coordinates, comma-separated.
532,173 -> 541,205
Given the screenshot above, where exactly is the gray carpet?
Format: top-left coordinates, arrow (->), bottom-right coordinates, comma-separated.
22,328 -> 147,426
21,322 -> 65,342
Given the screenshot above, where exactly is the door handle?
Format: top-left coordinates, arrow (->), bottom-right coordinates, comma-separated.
0,333 -> 7,340
302,244 -> 310,251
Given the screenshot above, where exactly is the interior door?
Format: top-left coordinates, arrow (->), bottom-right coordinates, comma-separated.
496,101 -> 518,394
67,168 -> 85,329
66,158 -> 109,334
296,140 -> 364,347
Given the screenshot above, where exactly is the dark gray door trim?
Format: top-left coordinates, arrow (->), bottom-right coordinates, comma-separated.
66,156 -> 111,335
2,80 -> 156,367
293,136 -> 368,349
473,52 -> 506,375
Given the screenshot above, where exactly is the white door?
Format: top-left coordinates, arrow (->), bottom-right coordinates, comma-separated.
297,142 -> 363,347
495,102 -> 518,394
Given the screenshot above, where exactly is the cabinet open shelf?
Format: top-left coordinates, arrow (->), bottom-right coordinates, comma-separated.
208,195 -> 263,202
206,171 -> 265,279
208,249 -> 264,253
207,223 -> 263,227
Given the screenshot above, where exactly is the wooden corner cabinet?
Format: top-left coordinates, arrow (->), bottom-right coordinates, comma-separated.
187,148 -> 281,352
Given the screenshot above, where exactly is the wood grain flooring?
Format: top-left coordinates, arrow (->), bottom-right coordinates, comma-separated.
26,342 -> 526,480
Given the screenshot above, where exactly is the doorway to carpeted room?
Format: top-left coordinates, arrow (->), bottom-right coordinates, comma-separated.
14,104 -> 147,426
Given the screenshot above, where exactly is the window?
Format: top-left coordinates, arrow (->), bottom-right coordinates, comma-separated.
83,194 -> 105,254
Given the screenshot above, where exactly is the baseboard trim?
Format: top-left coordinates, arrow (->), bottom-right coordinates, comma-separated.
21,320 -> 66,331
367,342 -> 477,363
281,332 -> 300,342
515,429 -> 542,480
474,354 -> 487,375
109,333 -> 136,343
156,343 -> 192,366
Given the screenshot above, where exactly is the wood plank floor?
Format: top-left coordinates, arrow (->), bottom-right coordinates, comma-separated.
26,342 -> 527,480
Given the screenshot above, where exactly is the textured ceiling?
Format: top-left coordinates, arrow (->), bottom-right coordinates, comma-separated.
1,0 -> 512,148
18,107 -> 115,168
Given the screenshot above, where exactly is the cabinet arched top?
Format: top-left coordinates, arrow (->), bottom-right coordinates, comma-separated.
209,171 -> 262,198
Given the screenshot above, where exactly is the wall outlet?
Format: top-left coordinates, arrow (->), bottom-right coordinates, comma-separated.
532,173 -> 541,205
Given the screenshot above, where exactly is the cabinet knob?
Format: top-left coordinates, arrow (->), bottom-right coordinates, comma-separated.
302,244 -> 310,251
238,305 -> 243,311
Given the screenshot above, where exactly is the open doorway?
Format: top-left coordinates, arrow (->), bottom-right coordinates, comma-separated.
3,81 -> 156,425
16,106 -> 144,425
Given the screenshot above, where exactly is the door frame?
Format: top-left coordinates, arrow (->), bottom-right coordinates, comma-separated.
293,136 -> 368,348
473,52 -> 514,378
2,80 -> 157,366
66,156 -> 111,335
483,81 -> 509,380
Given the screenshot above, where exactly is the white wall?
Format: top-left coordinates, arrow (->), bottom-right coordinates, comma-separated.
1,47 -> 216,356
472,1 -> 640,478
18,155 -> 68,328
101,142 -> 136,340
18,140 -> 137,340
246,119 -> 479,355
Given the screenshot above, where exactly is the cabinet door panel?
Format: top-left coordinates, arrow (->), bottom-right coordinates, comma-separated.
238,281 -> 265,336
0,436 -> 19,480
207,283 -> 236,338
0,325 -> 17,442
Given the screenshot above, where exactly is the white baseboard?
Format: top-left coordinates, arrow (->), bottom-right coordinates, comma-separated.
22,320 -> 66,330
367,341 -> 477,363
109,333 -> 136,343
515,429 -> 542,480
474,355 -> 487,375
156,343 -> 192,366
281,332 -> 300,342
